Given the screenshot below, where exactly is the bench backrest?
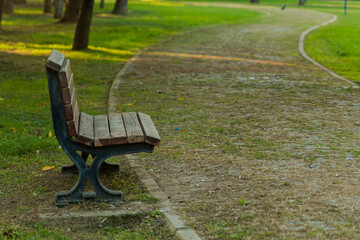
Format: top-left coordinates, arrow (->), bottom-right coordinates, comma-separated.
46,50 -> 80,138
45,49 -> 161,147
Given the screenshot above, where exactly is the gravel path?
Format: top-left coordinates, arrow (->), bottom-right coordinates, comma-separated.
113,5 -> 360,239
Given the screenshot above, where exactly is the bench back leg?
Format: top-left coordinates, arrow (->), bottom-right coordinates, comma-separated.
55,149 -> 90,207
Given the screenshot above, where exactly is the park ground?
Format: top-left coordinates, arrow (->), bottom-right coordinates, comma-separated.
2,0 -> 360,239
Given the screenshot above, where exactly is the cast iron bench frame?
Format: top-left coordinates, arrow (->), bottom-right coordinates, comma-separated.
45,49 -> 160,207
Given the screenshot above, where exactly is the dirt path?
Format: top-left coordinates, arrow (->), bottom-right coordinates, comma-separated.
113,5 -> 360,239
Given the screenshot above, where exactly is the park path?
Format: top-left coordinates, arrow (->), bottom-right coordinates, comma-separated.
112,4 -> 360,239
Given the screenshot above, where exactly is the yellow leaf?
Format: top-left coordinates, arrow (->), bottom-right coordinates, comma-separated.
177,98 -> 184,100
48,130 -> 53,137
36,150 -> 40,155
0,97 -> 4,101
127,103 -> 133,106
42,166 -> 55,171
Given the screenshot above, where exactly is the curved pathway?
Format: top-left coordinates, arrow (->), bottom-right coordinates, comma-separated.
110,4 -> 360,239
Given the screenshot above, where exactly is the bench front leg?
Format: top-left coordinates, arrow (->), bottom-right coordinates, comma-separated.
88,154 -> 123,203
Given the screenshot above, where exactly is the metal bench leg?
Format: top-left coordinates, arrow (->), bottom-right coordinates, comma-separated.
55,150 -> 89,207
88,154 -> 123,203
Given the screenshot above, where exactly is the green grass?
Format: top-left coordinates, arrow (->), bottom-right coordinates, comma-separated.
0,212 -> 169,240
305,12 -> 360,82
0,1 -> 262,238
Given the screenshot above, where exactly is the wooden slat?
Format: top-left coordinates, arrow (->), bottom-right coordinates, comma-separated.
122,112 -> 144,143
137,112 -> 161,146
59,59 -> 72,87
78,112 -> 94,146
94,115 -> 111,146
61,73 -> 74,104
63,87 -> 77,121
46,49 -> 65,72
66,101 -> 80,137
108,113 -> 127,145
66,121 -> 77,137
74,102 -> 80,134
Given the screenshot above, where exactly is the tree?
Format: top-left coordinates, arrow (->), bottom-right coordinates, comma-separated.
0,0 -> 4,29
54,0 -> 64,19
112,0 -> 127,15
44,0 -> 51,13
4,0 -> 14,15
61,0 -> 81,23
250,0 -> 259,3
299,0 -> 306,5
72,0 -> 94,50
100,0 -> 104,9
14,0 -> 25,4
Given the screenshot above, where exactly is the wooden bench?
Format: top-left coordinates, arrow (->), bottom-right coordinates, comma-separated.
45,49 -> 160,207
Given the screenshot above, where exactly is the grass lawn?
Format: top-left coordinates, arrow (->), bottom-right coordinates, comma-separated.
304,4 -> 360,83
0,0 -> 262,238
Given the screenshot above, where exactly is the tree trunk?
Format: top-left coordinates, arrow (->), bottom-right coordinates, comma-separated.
0,0 -> 4,29
14,0 -> 25,4
72,0 -> 94,50
299,0 -> 306,5
4,0 -> 14,14
61,0 -> 81,23
44,0 -> 51,13
100,0 -> 104,8
54,0 -> 64,19
112,0 -> 127,15
250,0 -> 259,3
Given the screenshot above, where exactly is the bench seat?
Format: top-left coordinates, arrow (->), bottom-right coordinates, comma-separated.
75,111 -> 160,147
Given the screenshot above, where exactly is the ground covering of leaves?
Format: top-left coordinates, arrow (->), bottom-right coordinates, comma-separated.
115,7 -> 360,239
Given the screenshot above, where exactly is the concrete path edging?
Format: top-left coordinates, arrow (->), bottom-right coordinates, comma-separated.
106,24 -> 210,240
128,156 -> 202,240
299,14 -> 359,88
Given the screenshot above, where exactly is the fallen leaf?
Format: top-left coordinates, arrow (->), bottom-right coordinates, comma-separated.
36,150 -> 40,154
177,98 -> 184,100
40,102 -> 46,107
42,166 -> 55,171
10,128 -> 16,133
0,97 -> 4,101
127,103 -> 133,106
48,130 -> 53,137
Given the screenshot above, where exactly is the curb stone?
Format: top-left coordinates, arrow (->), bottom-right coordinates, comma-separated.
127,155 -> 202,240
